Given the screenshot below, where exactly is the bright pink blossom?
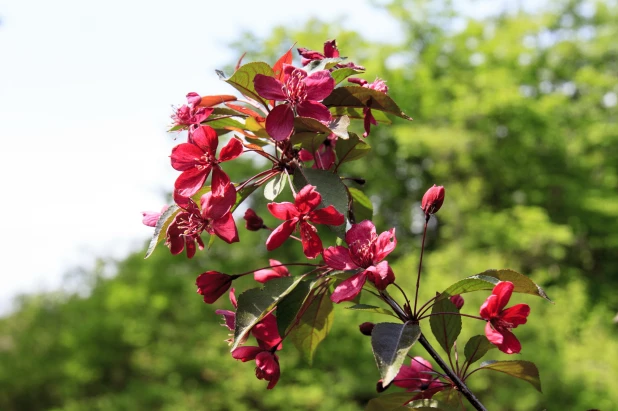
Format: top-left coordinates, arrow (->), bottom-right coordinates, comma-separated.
254,259 -> 290,283
347,77 -> 389,137
195,271 -> 237,304
266,185 -> 345,259
480,281 -> 531,354
254,65 -> 334,141
393,357 -> 445,400
297,39 -> 365,70
326,220 -> 397,303
170,125 -> 243,197
165,184 -> 239,258
141,205 -> 169,227
421,185 -> 445,216
171,92 -> 213,134
232,347 -> 281,389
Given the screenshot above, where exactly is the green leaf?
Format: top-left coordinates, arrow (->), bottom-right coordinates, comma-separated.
232,276 -> 304,350
290,132 -> 325,152
211,107 -> 246,117
463,335 -> 496,365
294,116 -> 333,134
365,393 -> 413,411
371,322 -> 421,386
221,62 -> 274,105
327,115 -> 350,139
330,106 -> 392,124
477,360 -> 542,392
323,86 -> 413,120
264,172 -> 286,201
204,116 -> 245,134
436,269 -> 552,303
275,277 -> 316,337
349,187 -> 373,223
346,304 -> 398,319
429,298 -> 461,355
144,204 -> 179,259
305,57 -> 342,73
293,167 -> 349,239
336,132 -> 371,166
431,389 -> 465,410
331,67 -> 365,85
289,289 -> 334,364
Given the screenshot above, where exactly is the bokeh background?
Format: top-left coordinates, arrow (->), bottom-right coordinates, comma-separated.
1,0 -> 617,410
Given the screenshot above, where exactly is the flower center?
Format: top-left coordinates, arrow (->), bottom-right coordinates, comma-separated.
282,70 -> 307,108
349,238 -> 376,268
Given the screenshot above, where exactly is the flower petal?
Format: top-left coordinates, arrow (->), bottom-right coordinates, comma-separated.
218,137 -> 244,162
267,202 -> 299,221
367,261 -> 395,290
170,143 -> 205,171
266,104 -> 295,141
304,70 -> 335,101
374,227 -> 397,261
309,205 -> 345,226
215,309 -> 236,330
295,185 -> 321,214
500,303 -> 530,327
212,212 -> 239,244
252,314 -> 282,349
323,246 -> 358,270
497,329 -> 522,354
331,272 -> 368,303
201,184 -> 236,220
485,321 -> 504,345
232,346 -> 263,362
210,166 -> 231,197
192,125 -> 219,154
297,100 -> 331,122
345,220 -> 377,247
266,220 -> 297,251
300,221 -> 323,259
254,74 -> 287,101
492,281 -> 515,311
174,167 -> 209,198
480,294 -> 499,320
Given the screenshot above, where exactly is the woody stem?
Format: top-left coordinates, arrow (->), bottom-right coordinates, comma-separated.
413,216 -> 429,316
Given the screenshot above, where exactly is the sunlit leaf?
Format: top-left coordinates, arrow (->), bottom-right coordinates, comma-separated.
463,335 -> 496,365
276,276 -> 319,337
336,132 -> 371,166
289,288 -> 334,364
331,67 -> 366,85
264,172 -> 286,201
330,106 -> 392,124
349,187 -> 373,223
476,360 -> 542,392
371,322 -> 421,386
323,86 -> 413,120
197,94 -> 237,108
221,62 -> 274,106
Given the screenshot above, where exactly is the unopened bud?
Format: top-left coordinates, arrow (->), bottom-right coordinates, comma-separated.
450,294 -> 464,310
359,322 -> 375,336
244,208 -> 264,231
421,184 -> 445,216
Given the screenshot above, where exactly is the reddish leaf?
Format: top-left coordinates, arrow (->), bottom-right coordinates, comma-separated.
197,94 -> 237,108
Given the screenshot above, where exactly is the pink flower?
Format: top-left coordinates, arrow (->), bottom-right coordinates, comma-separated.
195,271 -> 236,304
171,92 -> 213,134
480,281 -> 531,354
266,185 -> 345,259
141,205 -> 169,227
421,185 -> 445,216
232,347 -> 281,389
254,259 -> 290,283
297,39 -> 364,70
348,77 -> 389,137
326,220 -> 397,303
393,357 -> 445,400
243,208 -> 265,231
170,125 -> 243,198
165,184 -> 239,258
254,65 -> 334,141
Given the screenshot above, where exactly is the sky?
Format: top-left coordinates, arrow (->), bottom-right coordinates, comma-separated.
0,0 -> 409,314
0,0 -> 529,314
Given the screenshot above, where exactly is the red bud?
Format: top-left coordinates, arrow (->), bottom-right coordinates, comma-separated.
359,322 -> 375,336
450,294 -> 464,310
421,185 -> 445,216
244,208 -> 264,231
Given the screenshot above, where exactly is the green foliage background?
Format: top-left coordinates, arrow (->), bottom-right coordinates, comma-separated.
2,1 -> 617,410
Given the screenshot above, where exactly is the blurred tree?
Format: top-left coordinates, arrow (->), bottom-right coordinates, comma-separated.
1,1 -> 617,410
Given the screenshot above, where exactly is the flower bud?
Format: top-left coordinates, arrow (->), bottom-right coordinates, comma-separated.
359,322 -> 375,336
376,379 -> 390,393
421,185 -> 445,216
196,271 -> 235,304
450,294 -> 464,310
243,208 -> 264,231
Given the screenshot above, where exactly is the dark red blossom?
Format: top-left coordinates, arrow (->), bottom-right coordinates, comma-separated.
170,125 -> 243,197
421,185 -> 445,216
254,65 -> 334,141
450,294 -> 465,310
244,208 -> 265,231
347,77 -> 389,137
254,259 -> 290,283
297,39 -> 365,70
232,347 -> 281,389
480,281 -> 531,354
325,220 -> 397,303
266,185 -> 344,259
359,322 -> 375,336
196,271 -> 236,304
393,357 -> 445,400
165,184 -> 239,258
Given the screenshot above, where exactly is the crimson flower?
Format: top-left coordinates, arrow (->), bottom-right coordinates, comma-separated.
348,77 -> 389,137
297,39 -> 365,70
170,125 -> 243,197
393,357 -> 445,400
171,92 -> 213,134
254,259 -> 290,283
421,185 -> 445,216
195,271 -> 237,304
266,185 -> 345,259
326,220 -> 397,303
254,65 -> 334,141
165,184 -> 239,258
243,208 -> 265,231
232,347 -> 281,389
450,294 -> 465,310
480,281 -> 531,354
